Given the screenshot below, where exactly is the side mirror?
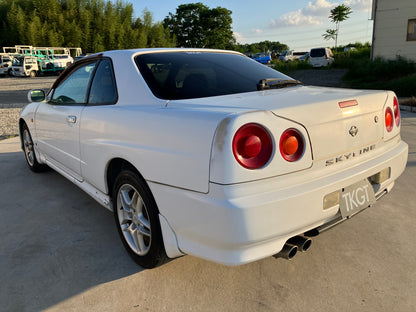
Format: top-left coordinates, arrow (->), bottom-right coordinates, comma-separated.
27,89 -> 46,102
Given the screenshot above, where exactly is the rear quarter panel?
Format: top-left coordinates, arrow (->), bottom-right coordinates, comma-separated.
79,104 -> 229,194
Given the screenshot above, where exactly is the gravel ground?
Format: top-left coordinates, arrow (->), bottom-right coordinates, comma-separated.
0,76 -> 55,139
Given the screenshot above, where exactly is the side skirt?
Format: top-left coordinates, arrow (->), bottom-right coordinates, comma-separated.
44,159 -> 113,211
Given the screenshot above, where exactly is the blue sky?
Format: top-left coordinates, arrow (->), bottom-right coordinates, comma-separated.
129,0 -> 374,52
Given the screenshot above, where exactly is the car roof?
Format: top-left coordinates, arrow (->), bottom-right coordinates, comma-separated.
97,48 -> 242,59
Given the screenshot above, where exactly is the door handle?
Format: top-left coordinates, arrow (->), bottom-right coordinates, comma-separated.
67,116 -> 77,124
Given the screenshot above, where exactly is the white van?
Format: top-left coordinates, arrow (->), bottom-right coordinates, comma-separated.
308,47 -> 334,67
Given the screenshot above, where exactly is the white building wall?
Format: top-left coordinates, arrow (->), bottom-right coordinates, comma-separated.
372,0 -> 416,61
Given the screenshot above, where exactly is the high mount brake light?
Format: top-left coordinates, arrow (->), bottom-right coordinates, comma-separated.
232,123 -> 273,169
280,129 -> 304,162
385,107 -> 393,132
393,97 -> 400,127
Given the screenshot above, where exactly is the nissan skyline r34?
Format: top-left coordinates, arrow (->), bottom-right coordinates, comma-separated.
19,49 -> 408,268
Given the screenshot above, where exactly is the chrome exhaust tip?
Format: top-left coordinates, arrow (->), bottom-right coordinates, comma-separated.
287,235 -> 312,252
273,243 -> 298,260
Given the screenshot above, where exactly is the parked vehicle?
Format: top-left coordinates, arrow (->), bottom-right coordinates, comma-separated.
279,50 -> 296,62
20,49 -> 408,268
299,52 -> 310,62
253,52 -> 272,64
344,47 -> 356,53
11,56 -> 39,77
3,45 -> 81,75
308,47 -> 334,67
0,53 -> 13,76
41,54 -> 73,70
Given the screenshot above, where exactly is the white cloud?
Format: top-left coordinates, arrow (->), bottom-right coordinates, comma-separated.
269,0 -> 336,28
251,29 -> 263,34
233,32 -> 247,43
345,0 -> 372,12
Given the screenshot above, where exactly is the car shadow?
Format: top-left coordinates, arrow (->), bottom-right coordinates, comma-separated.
0,151 -> 141,311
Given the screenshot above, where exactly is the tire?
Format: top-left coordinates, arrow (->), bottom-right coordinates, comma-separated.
21,123 -> 47,172
113,170 -> 168,269
29,70 -> 36,78
7,68 -> 12,76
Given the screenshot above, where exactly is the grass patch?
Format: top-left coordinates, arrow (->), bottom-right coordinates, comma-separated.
272,60 -> 312,74
0,134 -> 18,141
342,56 -> 416,97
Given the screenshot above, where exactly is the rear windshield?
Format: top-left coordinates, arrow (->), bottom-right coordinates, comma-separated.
310,48 -> 325,57
135,52 -> 288,100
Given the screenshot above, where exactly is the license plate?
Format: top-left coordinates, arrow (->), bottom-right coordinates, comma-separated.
339,179 -> 376,219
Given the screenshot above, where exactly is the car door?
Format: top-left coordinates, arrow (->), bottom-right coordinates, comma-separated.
35,61 -> 98,181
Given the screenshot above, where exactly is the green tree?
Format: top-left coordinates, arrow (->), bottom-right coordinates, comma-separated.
323,4 -> 352,49
234,41 -> 289,56
164,2 -> 235,49
0,0 -> 175,52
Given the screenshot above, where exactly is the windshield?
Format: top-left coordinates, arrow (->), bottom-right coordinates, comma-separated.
135,52 -> 289,100
13,57 -> 24,66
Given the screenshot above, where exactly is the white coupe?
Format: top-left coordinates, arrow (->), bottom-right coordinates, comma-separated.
19,49 -> 408,268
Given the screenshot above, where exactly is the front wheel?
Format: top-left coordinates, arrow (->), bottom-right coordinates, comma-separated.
29,70 -> 37,78
113,170 -> 168,269
22,123 -> 47,172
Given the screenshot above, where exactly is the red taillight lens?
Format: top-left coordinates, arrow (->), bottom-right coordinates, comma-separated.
280,129 -> 304,162
385,107 -> 393,132
232,123 -> 273,169
393,97 -> 400,127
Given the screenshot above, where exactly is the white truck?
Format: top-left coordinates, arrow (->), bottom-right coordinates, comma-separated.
0,53 -> 13,76
10,56 -> 39,77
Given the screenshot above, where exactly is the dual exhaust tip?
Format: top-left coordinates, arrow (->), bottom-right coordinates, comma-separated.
273,235 -> 312,260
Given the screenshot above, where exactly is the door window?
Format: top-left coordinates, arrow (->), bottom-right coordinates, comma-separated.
51,62 -> 97,104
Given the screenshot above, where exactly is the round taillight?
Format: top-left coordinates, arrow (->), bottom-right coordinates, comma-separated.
385,107 -> 393,132
393,97 -> 400,127
280,128 -> 304,162
232,123 -> 273,169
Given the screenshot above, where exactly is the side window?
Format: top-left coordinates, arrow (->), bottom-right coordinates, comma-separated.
407,19 -> 416,41
88,59 -> 117,105
51,62 -> 97,105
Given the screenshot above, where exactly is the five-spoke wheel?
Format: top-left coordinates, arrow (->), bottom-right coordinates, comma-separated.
113,170 -> 168,268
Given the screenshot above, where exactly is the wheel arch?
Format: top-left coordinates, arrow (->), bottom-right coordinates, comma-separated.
106,157 -> 183,259
106,158 -> 154,205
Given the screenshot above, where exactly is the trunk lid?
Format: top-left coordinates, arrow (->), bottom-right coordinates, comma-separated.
169,85 -> 389,162
266,86 -> 387,161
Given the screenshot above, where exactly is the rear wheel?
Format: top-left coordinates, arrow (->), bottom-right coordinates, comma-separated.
113,170 -> 168,269
22,123 -> 47,172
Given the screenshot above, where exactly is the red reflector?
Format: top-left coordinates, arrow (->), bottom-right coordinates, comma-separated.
338,100 -> 358,108
393,97 -> 400,127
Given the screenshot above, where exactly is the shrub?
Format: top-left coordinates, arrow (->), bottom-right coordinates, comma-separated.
272,60 -> 312,74
342,56 -> 416,97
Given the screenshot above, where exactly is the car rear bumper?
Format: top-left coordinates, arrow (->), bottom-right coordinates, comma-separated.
151,140 -> 408,266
